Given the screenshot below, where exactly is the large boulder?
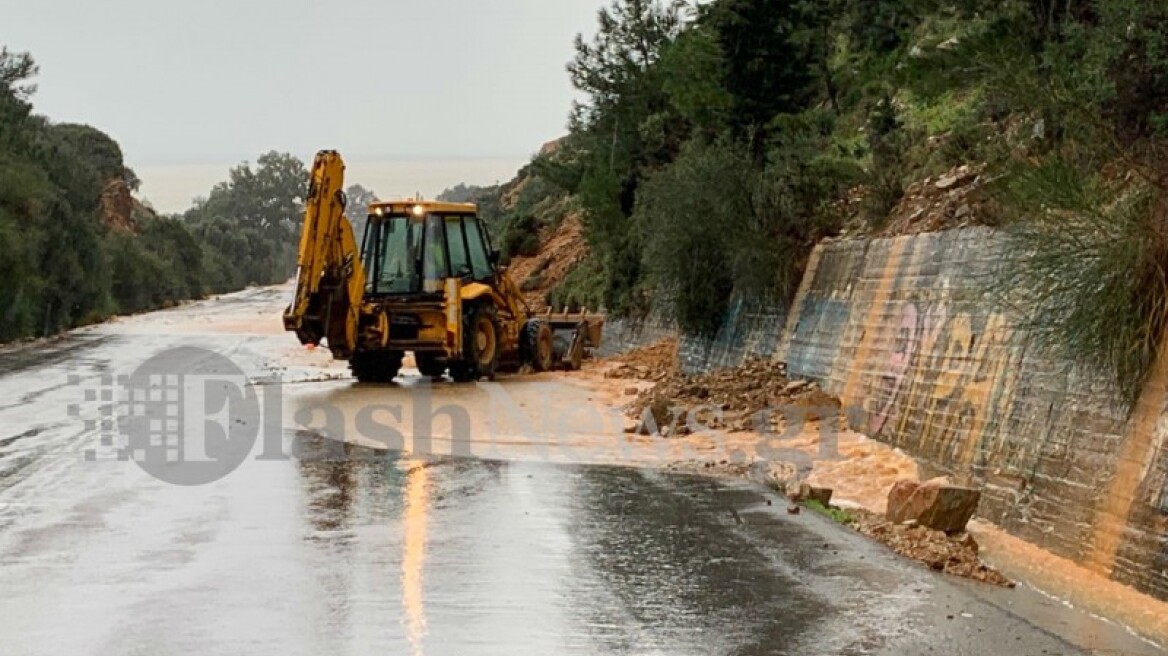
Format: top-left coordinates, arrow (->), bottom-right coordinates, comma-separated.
887,478 -> 981,534
886,480 -> 922,522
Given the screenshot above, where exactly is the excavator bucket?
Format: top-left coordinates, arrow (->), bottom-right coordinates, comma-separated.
546,311 -> 605,371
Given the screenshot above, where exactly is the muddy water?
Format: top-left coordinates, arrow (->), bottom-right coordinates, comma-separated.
0,283 -> 1161,655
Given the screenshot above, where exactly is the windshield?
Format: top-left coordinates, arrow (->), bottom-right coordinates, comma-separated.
362,215 -> 450,295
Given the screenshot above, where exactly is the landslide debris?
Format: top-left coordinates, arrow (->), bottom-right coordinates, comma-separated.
878,163 -> 991,236
763,471 -> 1012,587
601,338 -> 679,382
835,163 -> 994,239
600,342 -> 1011,588
848,509 -> 1013,587
626,356 -> 843,434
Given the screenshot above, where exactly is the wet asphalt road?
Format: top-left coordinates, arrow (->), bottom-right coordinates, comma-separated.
0,287 -> 1160,655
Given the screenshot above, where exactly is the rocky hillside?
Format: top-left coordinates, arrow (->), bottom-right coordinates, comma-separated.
443,139 -> 592,312
99,178 -> 158,233
505,214 -> 587,310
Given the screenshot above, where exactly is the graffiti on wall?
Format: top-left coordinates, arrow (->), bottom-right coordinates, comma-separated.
787,230 -> 1168,600
869,303 -> 919,436
863,296 -> 1015,471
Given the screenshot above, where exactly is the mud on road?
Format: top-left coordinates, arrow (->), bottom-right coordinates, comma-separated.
0,283 -> 1161,656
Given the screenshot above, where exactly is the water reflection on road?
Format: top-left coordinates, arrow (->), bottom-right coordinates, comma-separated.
280,433 -> 1103,656
402,458 -> 429,656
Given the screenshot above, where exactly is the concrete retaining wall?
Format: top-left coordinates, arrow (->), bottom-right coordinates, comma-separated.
599,298 -> 785,375
601,226 -> 1168,601
779,227 -> 1168,601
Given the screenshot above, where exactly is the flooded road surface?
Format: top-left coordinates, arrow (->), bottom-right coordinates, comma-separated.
0,286 -> 1162,655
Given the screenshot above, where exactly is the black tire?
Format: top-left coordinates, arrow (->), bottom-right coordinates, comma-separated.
416,353 -> 447,378
350,351 -> 403,383
520,319 -> 554,372
451,304 -> 500,382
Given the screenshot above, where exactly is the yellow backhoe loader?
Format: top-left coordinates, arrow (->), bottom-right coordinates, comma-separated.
283,150 -> 603,383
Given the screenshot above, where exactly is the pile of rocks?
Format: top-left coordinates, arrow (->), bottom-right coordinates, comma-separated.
878,163 -> 991,236
850,508 -> 1012,587
850,479 -> 1010,587
627,358 -> 843,434
602,338 -> 678,382
765,470 -> 1013,587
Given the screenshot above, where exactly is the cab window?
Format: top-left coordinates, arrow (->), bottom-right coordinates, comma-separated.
445,216 -> 472,278
421,216 -> 447,293
465,218 -> 492,280
364,216 -> 422,295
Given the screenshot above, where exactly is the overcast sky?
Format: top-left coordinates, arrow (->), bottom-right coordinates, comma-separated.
1,0 -> 606,168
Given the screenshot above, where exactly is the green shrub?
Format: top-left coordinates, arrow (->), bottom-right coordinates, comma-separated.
636,139 -> 748,336
548,255 -> 606,313
995,157 -> 1168,409
804,499 -> 854,524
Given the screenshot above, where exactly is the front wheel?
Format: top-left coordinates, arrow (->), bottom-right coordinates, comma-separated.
451,305 -> 500,383
520,319 -> 554,372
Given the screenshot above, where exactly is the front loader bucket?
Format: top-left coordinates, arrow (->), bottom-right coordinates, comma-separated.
546,311 -> 604,371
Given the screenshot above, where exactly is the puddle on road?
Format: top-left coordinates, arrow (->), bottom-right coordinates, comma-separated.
284,432 -> 926,655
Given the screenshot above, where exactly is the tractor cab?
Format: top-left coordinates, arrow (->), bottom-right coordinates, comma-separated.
361,201 -> 498,297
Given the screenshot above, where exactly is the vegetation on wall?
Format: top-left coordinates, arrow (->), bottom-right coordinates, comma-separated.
958,1 -> 1168,408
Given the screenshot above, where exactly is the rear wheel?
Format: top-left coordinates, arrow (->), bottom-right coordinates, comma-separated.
350,351 -> 404,383
520,320 -> 554,372
415,353 -> 447,379
451,305 -> 500,383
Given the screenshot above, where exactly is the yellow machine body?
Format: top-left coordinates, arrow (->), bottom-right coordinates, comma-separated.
284,151 -> 603,383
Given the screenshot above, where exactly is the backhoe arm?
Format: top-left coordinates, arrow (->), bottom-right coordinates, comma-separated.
283,150 -> 365,358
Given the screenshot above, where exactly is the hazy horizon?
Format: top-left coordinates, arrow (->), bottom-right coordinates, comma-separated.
2,0 -> 607,196
136,156 -> 530,214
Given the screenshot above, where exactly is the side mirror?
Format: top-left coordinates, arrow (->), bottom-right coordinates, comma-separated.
488,249 -> 501,265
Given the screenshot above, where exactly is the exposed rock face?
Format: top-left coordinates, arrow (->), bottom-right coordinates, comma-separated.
506,214 -> 587,310
887,478 -> 981,534
100,178 -> 137,233
538,137 -> 564,158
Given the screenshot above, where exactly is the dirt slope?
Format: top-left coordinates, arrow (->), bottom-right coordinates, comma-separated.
504,214 -> 587,311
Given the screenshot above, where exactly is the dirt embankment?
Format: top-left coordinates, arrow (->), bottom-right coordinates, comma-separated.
590,339 -> 1011,588
505,214 -> 587,310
